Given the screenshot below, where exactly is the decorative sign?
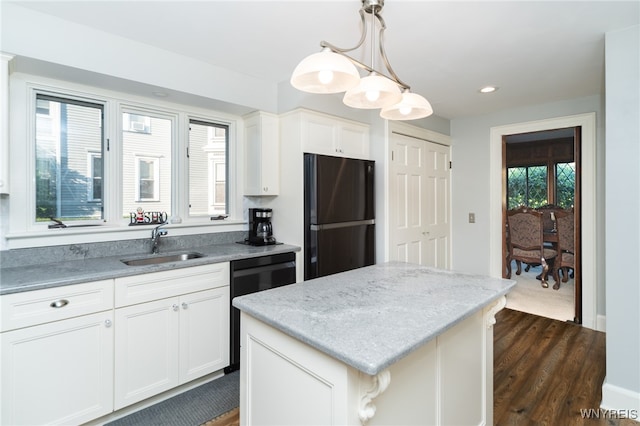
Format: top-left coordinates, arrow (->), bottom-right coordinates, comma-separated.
129,208 -> 169,226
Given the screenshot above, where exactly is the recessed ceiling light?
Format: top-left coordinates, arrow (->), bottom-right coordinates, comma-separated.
152,91 -> 168,97
479,86 -> 498,94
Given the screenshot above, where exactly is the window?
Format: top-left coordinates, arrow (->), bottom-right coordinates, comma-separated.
88,152 -> 102,202
14,77 -> 238,241
188,120 -> 228,216
121,111 -> 172,217
35,94 -> 104,222
136,157 -> 160,201
507,165 -> 548,209
556,162 -> 575,208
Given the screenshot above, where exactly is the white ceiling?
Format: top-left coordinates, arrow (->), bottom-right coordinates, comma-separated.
9,0 -> 640,120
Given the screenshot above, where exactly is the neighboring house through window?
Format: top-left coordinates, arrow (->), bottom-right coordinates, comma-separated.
35,94 -> 104,222
121,111 -> 172,217
189,120 -> 228,217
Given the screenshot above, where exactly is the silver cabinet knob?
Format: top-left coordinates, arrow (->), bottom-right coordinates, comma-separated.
182,302 -> 188,310
50,299 -> 69,308
104,319 -> 112,328
172,304 -> 179,312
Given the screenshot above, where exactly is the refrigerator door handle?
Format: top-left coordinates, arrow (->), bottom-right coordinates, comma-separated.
310,219 -> 375,231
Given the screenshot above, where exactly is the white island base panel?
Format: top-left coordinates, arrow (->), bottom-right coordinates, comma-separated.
239,297 -> 505,426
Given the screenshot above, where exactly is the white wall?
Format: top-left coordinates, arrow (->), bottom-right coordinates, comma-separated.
601,24 -> 640,413
1,3 -> 276,114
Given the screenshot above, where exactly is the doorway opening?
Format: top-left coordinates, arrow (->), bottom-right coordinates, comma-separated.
488,113 -> 598,331
501,128 -> 582,324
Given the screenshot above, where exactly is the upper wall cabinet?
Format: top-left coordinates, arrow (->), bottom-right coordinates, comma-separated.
244,111 -> 279,196
297,110 -> 370,160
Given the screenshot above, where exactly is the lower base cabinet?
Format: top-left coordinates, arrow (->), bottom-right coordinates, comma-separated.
1,262 -> 231,425
114,286 -> 230,410
1,311 -> 114,426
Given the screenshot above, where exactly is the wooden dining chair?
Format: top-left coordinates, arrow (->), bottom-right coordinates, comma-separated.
506,206 -> 558,288
552,208 -> 575,289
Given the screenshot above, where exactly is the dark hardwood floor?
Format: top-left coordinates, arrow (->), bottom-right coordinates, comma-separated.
204,309 -> 637,426
495,308 -> 637,426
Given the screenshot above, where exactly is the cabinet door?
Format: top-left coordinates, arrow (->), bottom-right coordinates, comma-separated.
338,122 -> 370,159
300,111 -> 370,159
244,112 -> 279,196
114,298 -> 180,410
179,286 -> 230,383
1,311 -> 114,426
301,113 -> 338,157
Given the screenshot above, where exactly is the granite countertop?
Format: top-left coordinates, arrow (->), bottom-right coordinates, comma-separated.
0,243 -> 300,295
233,262 -> 516,376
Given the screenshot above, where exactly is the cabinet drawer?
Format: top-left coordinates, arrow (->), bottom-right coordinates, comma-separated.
0,280 -> 114,332
115,262 -> 230,308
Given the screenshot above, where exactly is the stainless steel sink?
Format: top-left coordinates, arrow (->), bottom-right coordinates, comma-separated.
121,252 -> 204,266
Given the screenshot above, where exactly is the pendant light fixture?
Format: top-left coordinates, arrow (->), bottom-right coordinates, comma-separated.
290,0 -> 433,120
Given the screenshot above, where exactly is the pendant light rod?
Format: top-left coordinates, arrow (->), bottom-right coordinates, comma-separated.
317,1 -> 411,91
291,0 -> 434,120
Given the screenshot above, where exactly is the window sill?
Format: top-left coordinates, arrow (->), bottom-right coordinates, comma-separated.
5,219 -> 246,250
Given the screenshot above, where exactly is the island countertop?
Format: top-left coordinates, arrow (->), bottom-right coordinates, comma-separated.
233,262 -> 515,375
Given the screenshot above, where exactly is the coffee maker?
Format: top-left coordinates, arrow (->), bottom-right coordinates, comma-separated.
248,208 -> 276,245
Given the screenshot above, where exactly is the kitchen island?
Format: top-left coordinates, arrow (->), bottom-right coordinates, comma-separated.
233,262 -> 515,426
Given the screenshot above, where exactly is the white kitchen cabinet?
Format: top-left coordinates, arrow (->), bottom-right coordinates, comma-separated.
114,263 -> 230,410
114,296 -> 180,410
244,111 -> 279,195
297,109 -> 370,160
179,287 -> 229,383
0,280 -> 114,426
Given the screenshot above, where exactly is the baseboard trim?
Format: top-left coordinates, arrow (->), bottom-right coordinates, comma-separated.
596,314 -> 606,332
601,380 -> 640,414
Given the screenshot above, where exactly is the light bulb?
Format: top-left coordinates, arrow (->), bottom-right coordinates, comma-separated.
365,90 -> 380,102
318,70 -> 334,85
399,106 -> 412,115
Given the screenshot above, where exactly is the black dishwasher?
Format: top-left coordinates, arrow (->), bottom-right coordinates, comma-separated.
226,252 -> 296,373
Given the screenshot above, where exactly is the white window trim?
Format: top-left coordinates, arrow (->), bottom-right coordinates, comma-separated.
6,73 -> 245,249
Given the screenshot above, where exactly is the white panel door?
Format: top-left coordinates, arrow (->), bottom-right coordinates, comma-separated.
389,132 -> 450,268
424,142 -> 451,269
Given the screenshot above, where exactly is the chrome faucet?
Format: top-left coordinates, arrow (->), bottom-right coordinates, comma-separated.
151,221 -> 169,254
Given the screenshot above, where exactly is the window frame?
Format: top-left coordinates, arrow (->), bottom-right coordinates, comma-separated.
7,74 -> 244,249
188,118 -> 230,218
506,164 -> 549,209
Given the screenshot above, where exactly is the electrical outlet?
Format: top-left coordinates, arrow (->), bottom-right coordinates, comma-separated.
469,213 -> 476,223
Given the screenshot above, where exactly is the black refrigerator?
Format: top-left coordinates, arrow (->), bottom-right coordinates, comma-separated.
304,153 -> 375,280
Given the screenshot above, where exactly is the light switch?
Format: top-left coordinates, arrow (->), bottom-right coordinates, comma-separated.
469,213 -> 476,223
